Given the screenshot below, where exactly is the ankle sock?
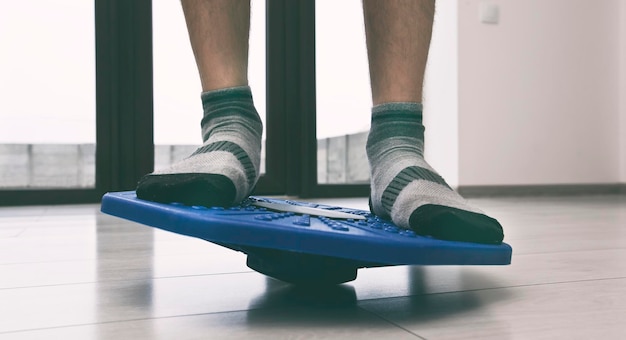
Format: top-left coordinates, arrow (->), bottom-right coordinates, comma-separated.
136,86 -> 262,207
366,102 -> 504,244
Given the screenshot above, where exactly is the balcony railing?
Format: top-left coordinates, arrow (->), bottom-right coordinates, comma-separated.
0,131 -> 370,189
0,144 -> 95,189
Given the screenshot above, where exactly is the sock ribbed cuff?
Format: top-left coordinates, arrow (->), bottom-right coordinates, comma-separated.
201,85 -> 252,103
372,102 -> 422,114
200,86 -> 260,131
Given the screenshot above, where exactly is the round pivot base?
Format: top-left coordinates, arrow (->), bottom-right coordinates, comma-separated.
245,248 -> 359,285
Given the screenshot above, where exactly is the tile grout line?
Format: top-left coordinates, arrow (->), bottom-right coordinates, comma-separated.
2,278 -> 626,335
355,276 -> 626,304
357,305 -> 428,340
0,270 -> 257,291
0,309 -> 254,336
3,268 -> 625,292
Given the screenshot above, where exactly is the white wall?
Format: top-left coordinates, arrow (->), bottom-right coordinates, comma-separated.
621,0 -> 626,183
457,0 -> 622,186
423,0 -> 459,187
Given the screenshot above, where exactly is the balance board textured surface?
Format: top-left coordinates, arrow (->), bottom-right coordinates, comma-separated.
101,191 -> 512,283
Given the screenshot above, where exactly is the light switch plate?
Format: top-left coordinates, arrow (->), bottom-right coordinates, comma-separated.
480,2 -> 500,24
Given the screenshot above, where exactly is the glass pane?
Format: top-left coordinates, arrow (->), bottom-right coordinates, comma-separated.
0,1 -> 96,189
153,0 -> 266,173
316,0 -> 371,184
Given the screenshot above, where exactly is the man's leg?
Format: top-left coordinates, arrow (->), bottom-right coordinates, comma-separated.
136,0 -> 263,207
363,0 -> 504,244
182,0 -> 249,91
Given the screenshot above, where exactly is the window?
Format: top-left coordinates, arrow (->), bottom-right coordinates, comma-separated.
0,1 -> 96,189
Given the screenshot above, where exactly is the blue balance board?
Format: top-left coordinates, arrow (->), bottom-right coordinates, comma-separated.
101,191 -> 512,284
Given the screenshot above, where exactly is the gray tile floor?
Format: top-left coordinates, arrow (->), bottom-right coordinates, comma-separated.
1,195 -> 625,339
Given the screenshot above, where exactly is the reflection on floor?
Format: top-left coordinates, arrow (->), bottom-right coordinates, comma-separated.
1,195 -> 625,339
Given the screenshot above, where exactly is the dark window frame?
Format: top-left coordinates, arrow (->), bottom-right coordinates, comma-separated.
0,0 -> 367,207
0,0 -> 154,206
297,0 -> 369,198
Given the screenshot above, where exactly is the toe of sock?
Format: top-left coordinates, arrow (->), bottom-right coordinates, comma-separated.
409,204 -> 504,244
136,173 -> 237,207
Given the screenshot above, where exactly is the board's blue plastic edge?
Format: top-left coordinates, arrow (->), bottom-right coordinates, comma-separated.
101,191 -> 512,266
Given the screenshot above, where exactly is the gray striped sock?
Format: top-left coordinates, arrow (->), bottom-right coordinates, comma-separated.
137,86 -> 262,207
366,102 -> 503,244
